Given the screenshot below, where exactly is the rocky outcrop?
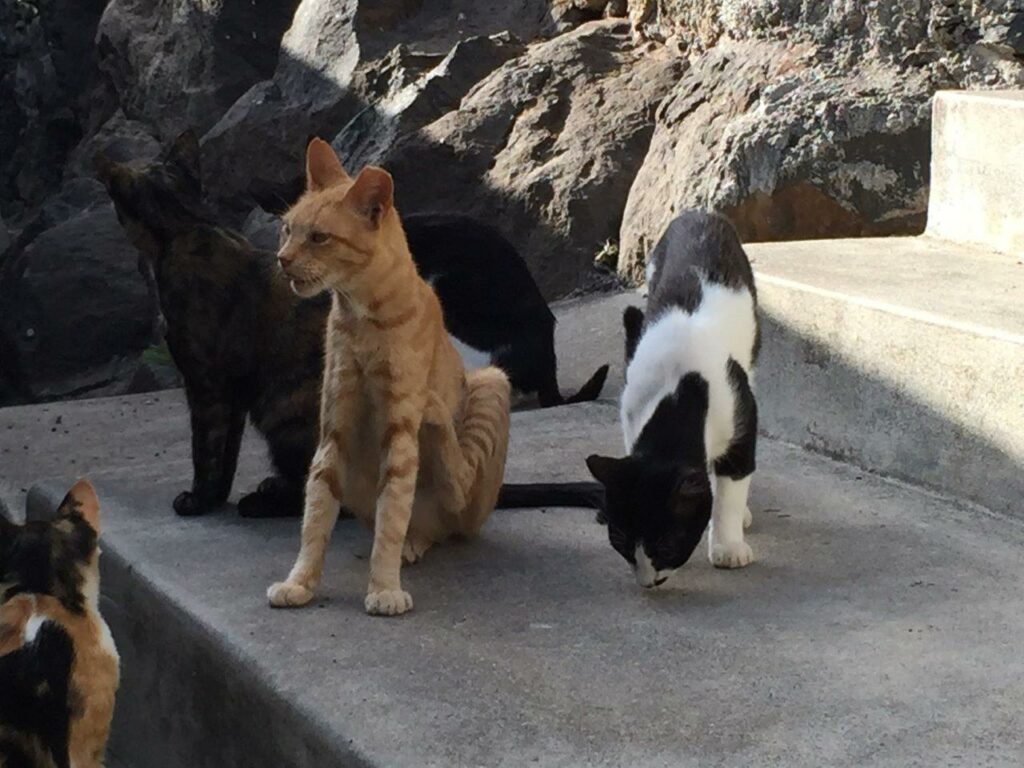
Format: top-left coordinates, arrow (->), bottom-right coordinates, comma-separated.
617,42 -> 933,277
93,0 -> 298,138
381,20 -> 683,297
0,179 -> 152,402
2,0 -> 1024,403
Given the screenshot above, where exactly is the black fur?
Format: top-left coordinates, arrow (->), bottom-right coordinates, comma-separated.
587,376 -> 713,573
0,622 -> 74,768
496,482 -> 605,510
404,213 -> 609,407
587,211 -> 760,581
0,491 -> 97,614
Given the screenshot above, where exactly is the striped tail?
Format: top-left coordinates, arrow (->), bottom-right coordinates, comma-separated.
496,482 -> 605,510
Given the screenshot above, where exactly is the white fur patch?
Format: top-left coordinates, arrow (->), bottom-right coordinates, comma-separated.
24,615 -> 48,644
620,281 -> 757,459
449,335 -> 492,371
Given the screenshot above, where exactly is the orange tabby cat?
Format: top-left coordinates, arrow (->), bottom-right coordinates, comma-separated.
267,139 -> 511,616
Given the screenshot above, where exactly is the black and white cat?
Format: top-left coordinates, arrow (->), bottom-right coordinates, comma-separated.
586,210 -> 760,588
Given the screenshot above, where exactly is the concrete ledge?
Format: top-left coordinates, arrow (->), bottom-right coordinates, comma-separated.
4,395 -> 1024,765
926,90 -> 1024,254
750,236 -> 1023,517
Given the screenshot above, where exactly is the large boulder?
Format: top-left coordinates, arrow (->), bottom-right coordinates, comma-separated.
93,0 -> 299,137
0,179 -> 152,401
616,0 -> 1024,280
381,19 -> 683,298
200,0 -> 556,219
0,0 -> 109,218
617,42 -> 932,278
334,33 -> 525,171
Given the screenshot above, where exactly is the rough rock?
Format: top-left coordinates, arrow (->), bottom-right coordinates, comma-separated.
618,42 -> 933,277
0,0 -> 109,218
334,32 -> 526,171
93,0 -> 298,138
382,19 -> 683,298
0,181 -> 152,402
200,0 -> 551,219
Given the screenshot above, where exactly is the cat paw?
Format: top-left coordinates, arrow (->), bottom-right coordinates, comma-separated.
365,589 -> 413,616
267,580 -> 315,608
173,491 -> 209,517
710,540 -> 754,569
743,506 -> 753,530
401,537 -> 432,565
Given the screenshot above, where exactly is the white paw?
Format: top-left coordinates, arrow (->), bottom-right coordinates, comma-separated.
267,580 -> 315,608
710,540 -> 754,569
365,589 -> 413,616
743,506 -> 753,530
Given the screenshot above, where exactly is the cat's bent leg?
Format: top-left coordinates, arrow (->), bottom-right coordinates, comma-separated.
422,368 -> 511,528
267,439 -> 344,607
365,404 -> 423,616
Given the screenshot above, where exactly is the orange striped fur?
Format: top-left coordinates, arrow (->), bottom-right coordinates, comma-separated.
267,139 -> 511,616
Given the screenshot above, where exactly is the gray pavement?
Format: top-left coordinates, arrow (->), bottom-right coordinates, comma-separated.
3,390 -> 1023,767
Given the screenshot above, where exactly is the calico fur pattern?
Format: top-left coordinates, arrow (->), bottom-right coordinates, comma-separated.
0,481 -> 120,768
268,139 -> 513,616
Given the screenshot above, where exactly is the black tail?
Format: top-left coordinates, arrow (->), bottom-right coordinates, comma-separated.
496,482 -> 605,510
537,364 -> 610,408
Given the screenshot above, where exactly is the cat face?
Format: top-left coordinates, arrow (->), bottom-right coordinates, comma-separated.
0,480 -> 101,613
586,455 -> 711,588
277,138 -> 397,299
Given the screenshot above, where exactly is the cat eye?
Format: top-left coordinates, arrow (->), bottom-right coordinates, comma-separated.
309,230 -> 330,245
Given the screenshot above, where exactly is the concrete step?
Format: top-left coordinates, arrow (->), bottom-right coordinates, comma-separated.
551,235 -> 1024,518
927,90 -> 1024,254
2,392 -> 1024,766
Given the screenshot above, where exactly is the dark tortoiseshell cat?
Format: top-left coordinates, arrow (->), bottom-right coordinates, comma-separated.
97,131 -> 607,518
96,133 -> 327,518
0,480 -> 120,768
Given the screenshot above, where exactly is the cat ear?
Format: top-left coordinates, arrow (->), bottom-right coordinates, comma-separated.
57,479 -> 100,534
345,166 -> 393,229
168,129 -> 201,181
586,454 -> 634,487
305,137 -> 350,191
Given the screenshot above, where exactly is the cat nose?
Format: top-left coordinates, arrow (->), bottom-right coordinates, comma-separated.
277,252 -> 293,269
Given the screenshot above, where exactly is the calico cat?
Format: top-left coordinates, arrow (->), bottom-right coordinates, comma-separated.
97,132 -> 607,519
586,211 -> 759,588
268,139 -> 516,616
0,480 -> 120,768
399,213 -> 608,407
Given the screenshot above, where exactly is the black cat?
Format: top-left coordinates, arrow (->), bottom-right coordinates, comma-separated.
404,213 -> 608,407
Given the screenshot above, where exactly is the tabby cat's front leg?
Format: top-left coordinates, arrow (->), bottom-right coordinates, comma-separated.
267,359 -> 357,608
365,401 -> 423,617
